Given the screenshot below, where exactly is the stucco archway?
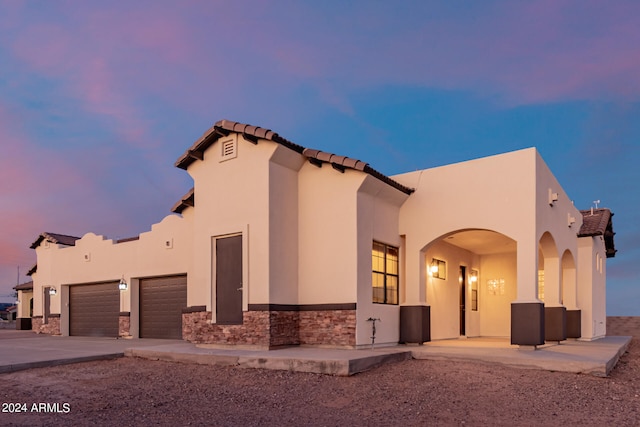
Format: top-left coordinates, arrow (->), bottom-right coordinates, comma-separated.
421,229 -> 517,340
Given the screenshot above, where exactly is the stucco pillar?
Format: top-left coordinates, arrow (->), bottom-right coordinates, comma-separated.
399,242 -> 430,343
543,257 -> 567,341
511,240 -> 544,346
563,263 -> 580,339
544,257 -> 561,306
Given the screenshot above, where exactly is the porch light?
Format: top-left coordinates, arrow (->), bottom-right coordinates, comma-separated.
430,258 -> 446,279
469,270 -> 478,284
119,276 -> 128,291
49,287 -> 57,296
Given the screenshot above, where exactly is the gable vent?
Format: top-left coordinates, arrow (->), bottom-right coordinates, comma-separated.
220,139 -> 237,161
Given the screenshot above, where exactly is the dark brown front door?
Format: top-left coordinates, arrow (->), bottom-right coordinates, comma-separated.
70,282 -> 119,337
140,275 -> 187,339
460,266 -> 466,336
215,235 -> 243,324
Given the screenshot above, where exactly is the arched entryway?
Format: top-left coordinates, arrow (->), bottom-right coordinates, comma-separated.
422,229 -> 517,340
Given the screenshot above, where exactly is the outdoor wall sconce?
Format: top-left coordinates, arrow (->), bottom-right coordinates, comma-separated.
119,276 -> 128,291
49,287 -> 57,296
469,270 -> 478,284
430,258 -> 446,279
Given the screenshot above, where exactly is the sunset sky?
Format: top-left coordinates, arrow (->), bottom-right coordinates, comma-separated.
1,1 -> 638,314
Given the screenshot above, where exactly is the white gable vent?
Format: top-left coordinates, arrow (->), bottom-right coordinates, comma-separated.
220,138 -> 237,161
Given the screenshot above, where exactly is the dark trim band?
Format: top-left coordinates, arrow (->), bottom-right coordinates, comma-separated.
182,305 -> 207,313
248,303 -> 357,312
119,312 -> 131,317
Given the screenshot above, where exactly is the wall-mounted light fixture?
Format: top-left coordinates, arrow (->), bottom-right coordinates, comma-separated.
548,188 -> 559,206
49,287 -> 57,296
430,258 -> 446,280
567,213 -> 576,227
469,270 -> 478,284
119,276 -> 128,291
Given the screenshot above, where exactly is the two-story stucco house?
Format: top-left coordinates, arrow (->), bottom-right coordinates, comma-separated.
24,120 -> 616,348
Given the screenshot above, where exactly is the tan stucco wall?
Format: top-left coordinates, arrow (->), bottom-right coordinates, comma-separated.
297,163 -> 363,305
186,134 -> 273,315
425,241 -> 478,340
355,175 -> 409,346
394,148 -> 537,307
32,212 -> 193,336
577,235 -> 607,339
17,290 -> 33,318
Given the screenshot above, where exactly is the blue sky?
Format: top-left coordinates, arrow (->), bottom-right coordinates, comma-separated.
1,1 -> 638,314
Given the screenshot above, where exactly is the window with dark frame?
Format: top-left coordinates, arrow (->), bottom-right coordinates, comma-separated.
372,241 -> 399,305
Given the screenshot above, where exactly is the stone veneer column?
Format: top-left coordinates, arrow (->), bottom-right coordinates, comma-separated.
119,312 -> 131,338
32,315 -> 61,335
181,304 -> 357,348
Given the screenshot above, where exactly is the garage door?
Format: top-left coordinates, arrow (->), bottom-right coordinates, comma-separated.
140,275 -> 187,339
70,282 -> 119,337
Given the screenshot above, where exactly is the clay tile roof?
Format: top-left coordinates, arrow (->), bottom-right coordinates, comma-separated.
175,120 -> 415,197
27,264 -> 37,276
175,119 -> 305,170
171,187 -> 195,214
302,148 -> 413,194
30,232 -> 81,249
578,208 -> 617,258
14,281 -> 33,291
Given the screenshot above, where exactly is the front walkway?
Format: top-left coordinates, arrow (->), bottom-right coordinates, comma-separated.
0,330 -> 631,377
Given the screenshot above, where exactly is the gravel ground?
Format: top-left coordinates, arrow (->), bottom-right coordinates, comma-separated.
1,339 -> 639,426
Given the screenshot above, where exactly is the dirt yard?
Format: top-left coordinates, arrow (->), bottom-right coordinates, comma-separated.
0,338 -> 638,426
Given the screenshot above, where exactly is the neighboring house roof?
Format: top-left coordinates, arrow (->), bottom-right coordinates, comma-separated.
13,281 -> 33,291
30,232 -> 81,249
578,208 -> 617,258
26,264 -> 37,276
171,187 -> 195,214
174,119 -> 414,197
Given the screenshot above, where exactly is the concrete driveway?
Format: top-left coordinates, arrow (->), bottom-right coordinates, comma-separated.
0,329 -> 181,373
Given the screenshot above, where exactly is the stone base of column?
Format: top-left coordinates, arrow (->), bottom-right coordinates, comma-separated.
566,309 -> 581,338
545,306 -> 567,342
399,305 -> 430,344
511,302 -> 544,346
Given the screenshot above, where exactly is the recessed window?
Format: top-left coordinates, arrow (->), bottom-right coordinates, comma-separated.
372,241 -> 399,305
430,258 -> 446,280
470,269 -> 479,311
